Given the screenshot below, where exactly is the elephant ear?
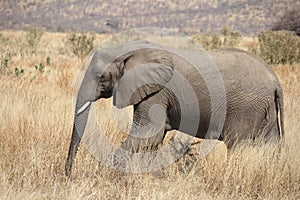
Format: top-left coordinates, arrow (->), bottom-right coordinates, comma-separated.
113,63 -> 173,109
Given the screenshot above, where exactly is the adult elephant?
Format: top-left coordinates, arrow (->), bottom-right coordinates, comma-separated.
65,40 -> 284,176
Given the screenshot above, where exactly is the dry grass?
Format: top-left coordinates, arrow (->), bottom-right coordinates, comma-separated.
0,31 -> 300,199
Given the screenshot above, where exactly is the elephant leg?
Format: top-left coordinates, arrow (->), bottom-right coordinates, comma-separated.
262,102 -> 281,144
120,96 -> 168,153
113,95 -> 168,169
221,120 -> 255,149
120,129 -> 166,153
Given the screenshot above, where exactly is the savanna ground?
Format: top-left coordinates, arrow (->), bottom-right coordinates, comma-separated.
0,31 -> 300,199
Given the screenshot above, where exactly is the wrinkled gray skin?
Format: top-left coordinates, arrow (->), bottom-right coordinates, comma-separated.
65,40 -> 284,177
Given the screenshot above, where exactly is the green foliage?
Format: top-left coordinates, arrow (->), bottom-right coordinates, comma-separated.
35,63 -> 45,73
1,58 -> 9,75
30,62 -> 46,81
193,33 -> 222,51
46,56 -> 51,65
0,32 -> 11,62
65,32 -> 95,58
3,58 -> 8,68
25,25 -> 44,55
193,26 -> 242,50
1,57 -> 46,78
258,30 -> 300,64
1,58 -> 25,77
14,67 -> 24,77
221,25 -> 242,48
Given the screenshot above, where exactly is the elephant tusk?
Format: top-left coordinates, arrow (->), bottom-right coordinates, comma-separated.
77,101 -> 91,115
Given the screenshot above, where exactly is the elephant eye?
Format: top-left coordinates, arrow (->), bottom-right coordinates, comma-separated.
96,73 -> 106,81
97,73 -> 113,82
100,75 -> 106,81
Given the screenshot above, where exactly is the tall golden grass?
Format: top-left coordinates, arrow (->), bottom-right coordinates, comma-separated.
0,31 -> 299,199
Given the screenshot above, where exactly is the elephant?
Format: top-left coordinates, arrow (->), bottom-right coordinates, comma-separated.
65,40 -> 284,176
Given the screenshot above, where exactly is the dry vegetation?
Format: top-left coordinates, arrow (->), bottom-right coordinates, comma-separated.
0,31 -> 300,199
1,0 -> 299,35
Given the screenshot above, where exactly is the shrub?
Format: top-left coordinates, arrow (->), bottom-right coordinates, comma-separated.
193,26 -> 241,51
65,32 -> 95,58
1,58 -> 9,75
46,56 -> 51,65
0,32 -> 11,61
258,30 -> 300,64
221,25 -> 242,48
193,33 -> 222,51
35,63 -> 45,73
3,58 -> 8,68
25,25 -> 44,55
14,67 -> 24,77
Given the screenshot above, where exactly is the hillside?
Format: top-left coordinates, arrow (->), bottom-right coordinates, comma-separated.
0,0 -> 299,35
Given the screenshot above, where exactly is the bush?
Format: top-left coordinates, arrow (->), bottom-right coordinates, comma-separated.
258,30 -> 300,64
0,31 -> 11,61
65,32 -> 95,58
193,33 -> 222,51
193,26 -> 241,51
35,63 -> 45,73
14,67 -> 24,77
1,58 -> 9,75
221,25 -> 242,48
25,25 -> 44,55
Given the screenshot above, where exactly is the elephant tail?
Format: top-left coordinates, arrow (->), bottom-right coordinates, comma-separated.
275,85 -> 285,141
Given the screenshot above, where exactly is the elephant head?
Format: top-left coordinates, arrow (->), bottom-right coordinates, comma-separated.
65,41 -> 175,177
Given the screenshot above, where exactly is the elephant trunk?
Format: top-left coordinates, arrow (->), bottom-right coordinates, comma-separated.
65,78 -> 95,177
65,123 -> 81,177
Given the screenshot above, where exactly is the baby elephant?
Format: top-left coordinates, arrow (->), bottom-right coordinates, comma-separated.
65,40 -> 284,176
